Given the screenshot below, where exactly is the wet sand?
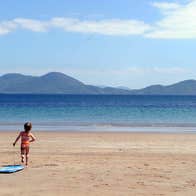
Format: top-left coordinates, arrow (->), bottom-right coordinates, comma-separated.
1,131 -> 196,196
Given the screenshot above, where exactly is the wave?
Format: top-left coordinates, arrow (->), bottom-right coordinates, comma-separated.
1,121 -> 196,132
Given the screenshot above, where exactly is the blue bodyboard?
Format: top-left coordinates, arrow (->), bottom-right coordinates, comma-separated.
0,165 -> 25,173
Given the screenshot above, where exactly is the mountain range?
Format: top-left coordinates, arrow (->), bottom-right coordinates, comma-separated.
0,72 -> 196,95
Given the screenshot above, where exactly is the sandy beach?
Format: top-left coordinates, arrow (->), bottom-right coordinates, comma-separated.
1,131 -> 196,196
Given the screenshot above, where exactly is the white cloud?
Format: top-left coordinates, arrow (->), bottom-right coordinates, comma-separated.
0,1 -> 196,39
13,18 -> 48,32
0,17 -> 151,36
51,17 -> 151,35
152,66 -> 188,74
0,21 -> 17,35
147,0 -> 196,39
0,18 -> 48,34
125,66 -> 188,74
151,2 -> 181,11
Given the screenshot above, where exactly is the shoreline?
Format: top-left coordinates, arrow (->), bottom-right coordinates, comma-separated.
1,130 -> 196,134
0,124 -> 196,133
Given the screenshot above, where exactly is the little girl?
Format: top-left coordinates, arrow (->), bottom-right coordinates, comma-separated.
13,122 -> 36,166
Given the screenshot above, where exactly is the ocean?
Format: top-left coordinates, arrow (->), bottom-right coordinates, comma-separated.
1,94 -> 196,132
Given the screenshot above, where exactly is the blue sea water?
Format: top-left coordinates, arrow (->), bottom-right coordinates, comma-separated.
1,94 -> 196,131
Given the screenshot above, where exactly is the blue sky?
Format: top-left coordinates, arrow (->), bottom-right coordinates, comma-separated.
0,0 -> 196,88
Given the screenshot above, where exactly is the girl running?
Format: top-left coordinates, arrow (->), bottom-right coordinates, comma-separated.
13,122 -> 36,166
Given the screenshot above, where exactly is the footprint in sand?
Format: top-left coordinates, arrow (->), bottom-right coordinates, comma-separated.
93,184 -> 99,188
32,165 -> 42,168
44,163 -> 59,167
51,172 -> 57,176
186,180 -> 196,187
137,181 -> 145,185
32,163 -> 58,168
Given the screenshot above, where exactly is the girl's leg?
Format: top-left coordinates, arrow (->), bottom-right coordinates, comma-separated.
25,146 -> 30,166
21,146 -> 25,163
21,155 -> 25,163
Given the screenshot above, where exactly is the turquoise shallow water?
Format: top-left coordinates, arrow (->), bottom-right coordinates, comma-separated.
1,94 -> 196,131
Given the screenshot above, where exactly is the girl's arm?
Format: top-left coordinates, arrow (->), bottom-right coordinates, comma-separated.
30,133 -> 36,143
13,132 -> 21,146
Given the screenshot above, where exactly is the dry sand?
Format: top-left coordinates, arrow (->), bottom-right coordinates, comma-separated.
1,131 -> 196,196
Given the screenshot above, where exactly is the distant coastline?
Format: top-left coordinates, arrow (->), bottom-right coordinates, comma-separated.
1,72 -> 196,95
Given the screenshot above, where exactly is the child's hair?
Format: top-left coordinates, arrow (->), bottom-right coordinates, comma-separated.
24,122 -> 32,132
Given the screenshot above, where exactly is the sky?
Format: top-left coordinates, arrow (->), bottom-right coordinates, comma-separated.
0,0 -> 196,89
